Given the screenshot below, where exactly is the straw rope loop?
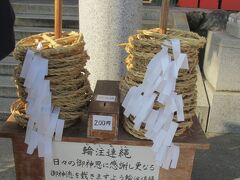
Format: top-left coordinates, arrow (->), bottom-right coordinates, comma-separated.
120,28 -> 206,139
12,32 -> 93,128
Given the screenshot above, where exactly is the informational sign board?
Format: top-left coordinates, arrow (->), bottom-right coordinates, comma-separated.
45,142 -> 159,180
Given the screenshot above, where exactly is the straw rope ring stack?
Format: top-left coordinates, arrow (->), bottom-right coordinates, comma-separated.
119,28 -> 206,139
11,32 -> 93,128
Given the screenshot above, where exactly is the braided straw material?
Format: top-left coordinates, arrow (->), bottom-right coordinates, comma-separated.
120,28 -> 206,139
12,32 -> 93,128
10,99 -> 28,128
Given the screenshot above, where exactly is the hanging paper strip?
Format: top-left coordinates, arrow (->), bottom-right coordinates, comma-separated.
122,39 -> 188,169
21,46 -> 64,160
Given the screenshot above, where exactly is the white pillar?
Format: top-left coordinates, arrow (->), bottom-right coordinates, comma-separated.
79,0 -> 142,89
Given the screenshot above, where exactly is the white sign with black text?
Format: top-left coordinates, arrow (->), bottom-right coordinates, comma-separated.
92,115 -> 113,131
96,95 -> 117,102
45,142 -> 159,180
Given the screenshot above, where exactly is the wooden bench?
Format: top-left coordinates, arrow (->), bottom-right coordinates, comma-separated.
0,116 -> 209,180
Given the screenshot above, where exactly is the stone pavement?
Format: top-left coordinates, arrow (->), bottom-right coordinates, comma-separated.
0,129 -> 239,180
0,138 -> 15,180
192,133 -> 240,180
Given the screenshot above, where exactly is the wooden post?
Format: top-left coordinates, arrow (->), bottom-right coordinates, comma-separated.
54,0 -> 62,39
160,0 -> 170,34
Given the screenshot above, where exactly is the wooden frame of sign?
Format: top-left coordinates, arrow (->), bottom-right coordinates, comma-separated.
143,0 -> 153,4
87,80 -> 120,140
0,115 -> 209,180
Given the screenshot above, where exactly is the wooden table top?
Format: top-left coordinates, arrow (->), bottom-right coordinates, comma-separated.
0,115 -> 209,149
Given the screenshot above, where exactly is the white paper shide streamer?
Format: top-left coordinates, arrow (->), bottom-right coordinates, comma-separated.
21,46 -> 64,159
122,39 -> 188,169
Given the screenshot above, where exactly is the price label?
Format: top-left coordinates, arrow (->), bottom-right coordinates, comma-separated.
96,95 -> 116,102
92,115 -> 113,131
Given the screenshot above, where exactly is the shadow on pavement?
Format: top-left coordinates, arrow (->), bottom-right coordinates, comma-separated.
192,123 -> 240,180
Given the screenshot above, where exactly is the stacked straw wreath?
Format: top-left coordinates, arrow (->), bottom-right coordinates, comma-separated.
119,28 -> 206,139
11,32 -> 93,128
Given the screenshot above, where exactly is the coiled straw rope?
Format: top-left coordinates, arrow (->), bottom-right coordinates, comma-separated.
120,28 -> 206,139
11,32 -> 93,128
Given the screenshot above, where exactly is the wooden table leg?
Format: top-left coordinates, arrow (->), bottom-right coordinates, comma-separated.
11,135 -> 44,180
159,147 -> 196,180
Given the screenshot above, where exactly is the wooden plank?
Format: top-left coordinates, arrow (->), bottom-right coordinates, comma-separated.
0,115 -> 209,180
8,132 -> 198,180
160,148 -> 196,180
0,116 -> 209,149
11,135 -> 44,180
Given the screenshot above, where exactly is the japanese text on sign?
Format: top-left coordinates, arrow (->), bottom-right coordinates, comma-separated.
45,142 -> 159,180
92,115 -> 113,131
96,95 -> 116,102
